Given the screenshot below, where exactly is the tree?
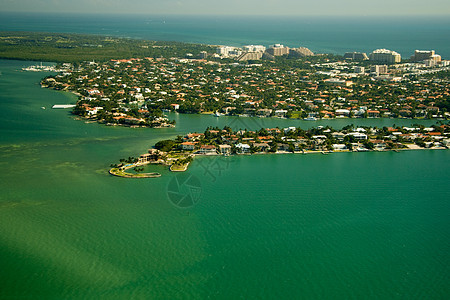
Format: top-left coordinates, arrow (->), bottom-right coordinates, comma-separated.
288,143 -> 295,153
269,141 -> 278,153
154,140 -> 175,152
363,140 -> 374,150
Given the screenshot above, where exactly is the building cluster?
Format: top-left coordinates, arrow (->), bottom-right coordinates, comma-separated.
41,46 -> 449,128
216,43 -> 314,61
344,48 -> 443,66
410,50 -> 442,66
149,124 -> 450,159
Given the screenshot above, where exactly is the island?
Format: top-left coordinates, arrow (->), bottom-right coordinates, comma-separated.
109,123 -> 449,177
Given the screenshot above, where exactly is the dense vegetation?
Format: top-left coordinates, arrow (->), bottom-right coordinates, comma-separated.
0,31 -> 214,62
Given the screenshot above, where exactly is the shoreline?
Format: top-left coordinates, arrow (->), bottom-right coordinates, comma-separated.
110,145 -> 448,179
109,121 -> 449,178
109,164 -> 162,178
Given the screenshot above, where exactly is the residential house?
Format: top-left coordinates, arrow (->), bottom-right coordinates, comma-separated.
253,143 -> 270,152
332,144 -> 347,151
198,145 -> 217,155
236,143 -> 251,153
218,144 -> 232,155
181,142 -> 196,151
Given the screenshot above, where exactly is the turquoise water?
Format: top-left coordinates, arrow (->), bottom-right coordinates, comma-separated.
1,60 -> 450,299
1,13 -> 450,58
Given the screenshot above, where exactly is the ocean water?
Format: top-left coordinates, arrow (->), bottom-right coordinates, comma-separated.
1,13 -> 450,58
1,60 -> 450,298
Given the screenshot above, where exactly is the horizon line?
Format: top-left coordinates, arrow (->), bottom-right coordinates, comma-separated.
1,11 -> 450,18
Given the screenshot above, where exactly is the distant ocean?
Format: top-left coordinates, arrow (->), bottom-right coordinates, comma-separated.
1,12 -> 450,58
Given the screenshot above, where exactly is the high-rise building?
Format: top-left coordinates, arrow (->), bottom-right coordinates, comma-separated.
370,65 -> 388,75
242,45 -> 266,52
289,47 -> 314,57
266,44 -> 290,56
369,49 -> 401,63
217,46 -> 234,56
199,51 -> 208,59
344,52 -> 369,60
236,52 -> 263,61
410,50 -> 441,63
354,66 -> 365,74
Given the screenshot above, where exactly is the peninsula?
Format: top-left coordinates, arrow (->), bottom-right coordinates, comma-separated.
110,123 -> 449,177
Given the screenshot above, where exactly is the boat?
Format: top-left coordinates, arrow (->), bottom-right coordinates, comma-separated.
52,104 -> 76,109
213,111 -> 222,117
304,114 -> 317,121
304,116 -> 317,121
41,107 -> 46,109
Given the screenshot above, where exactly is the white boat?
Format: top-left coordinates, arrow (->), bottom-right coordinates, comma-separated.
41,107 -> 46,109
52,104 -> 76,109
304,116 -> 317,121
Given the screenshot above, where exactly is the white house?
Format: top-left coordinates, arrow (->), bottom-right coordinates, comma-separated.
332,144 -> 347,151
236,143 -> 251,153
346,132 -> 367,140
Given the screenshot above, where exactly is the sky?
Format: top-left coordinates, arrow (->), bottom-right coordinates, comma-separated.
0,0 -> 449,16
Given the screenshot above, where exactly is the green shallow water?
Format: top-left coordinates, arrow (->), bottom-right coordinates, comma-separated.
1,60 -> 449,299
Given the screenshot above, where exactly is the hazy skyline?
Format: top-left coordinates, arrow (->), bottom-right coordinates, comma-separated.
1,0 -> 450,16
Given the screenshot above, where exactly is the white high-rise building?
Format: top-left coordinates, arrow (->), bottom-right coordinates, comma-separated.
243,45 -> 266,52
217,46 -> 235,56
369,49 -> 401,63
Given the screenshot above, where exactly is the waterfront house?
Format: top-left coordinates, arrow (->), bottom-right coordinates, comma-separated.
442,138 -> 450,148
277,143 -> 290,152
256,108 -> 272,117
284,127 -> 296,133
253,143 -> 270,152
367,110 -> 380,118
138,153 -> 152,164
332,144 -> 347,151
181,142 -> 196,151
218,144 -> 232,155
371,140 -> 387,150
198,145 -> 217,155
274,109 -> 288,118
236,143 -> 251,154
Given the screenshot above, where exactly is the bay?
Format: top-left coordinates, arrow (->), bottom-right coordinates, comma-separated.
0,60 -> 449,299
